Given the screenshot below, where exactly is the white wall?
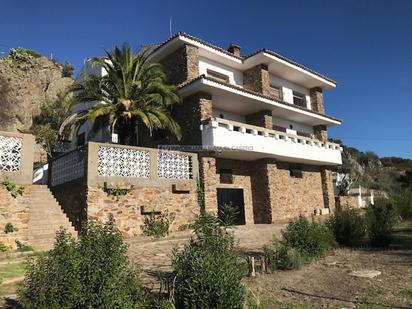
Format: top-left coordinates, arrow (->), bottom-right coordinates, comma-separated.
199,57 -> 243,86
272,115 -> 314,135
212,108 -> 246,122
269,74 -> 311,109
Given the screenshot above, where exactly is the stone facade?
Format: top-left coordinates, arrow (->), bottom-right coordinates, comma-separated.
87,184 -> 198,237
160,45 -> 199,85
243,64 -> 270,96
310,87 -> 325,113
245,110 -> 273,129
200,157 -> 335,224
0,185 -> 31,249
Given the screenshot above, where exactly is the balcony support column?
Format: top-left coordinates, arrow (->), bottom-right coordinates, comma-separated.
310,87 -> 325,114
314,125 -> 328,142
243,64 -> 270,96
245,110 -> 273,129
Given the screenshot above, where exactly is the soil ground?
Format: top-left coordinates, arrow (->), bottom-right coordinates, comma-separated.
1,221 -> 411,308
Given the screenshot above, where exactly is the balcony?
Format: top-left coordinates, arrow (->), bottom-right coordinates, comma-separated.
201,118 -> 342,165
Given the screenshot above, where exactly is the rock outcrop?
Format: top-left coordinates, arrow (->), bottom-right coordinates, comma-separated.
0,57 -> 73,132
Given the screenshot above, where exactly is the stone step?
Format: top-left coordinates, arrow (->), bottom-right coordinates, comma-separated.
28,186 -> 77,251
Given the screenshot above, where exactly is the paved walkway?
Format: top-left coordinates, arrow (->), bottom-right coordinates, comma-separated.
126,223 -> 287,288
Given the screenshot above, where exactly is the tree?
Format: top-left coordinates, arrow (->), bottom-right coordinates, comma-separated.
64,43 -> 181,145
29,91 -> 75,156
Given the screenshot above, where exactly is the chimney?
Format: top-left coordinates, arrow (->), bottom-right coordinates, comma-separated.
227,44 -> 241,57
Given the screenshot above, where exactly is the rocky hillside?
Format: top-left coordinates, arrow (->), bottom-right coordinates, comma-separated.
332,139 -> 412,192
0,51 -> 73,132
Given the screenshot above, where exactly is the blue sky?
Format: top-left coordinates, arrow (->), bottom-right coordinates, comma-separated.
1,0 -> 411,158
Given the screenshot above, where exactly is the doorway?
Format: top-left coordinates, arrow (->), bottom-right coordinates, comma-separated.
217,188 -> 246,225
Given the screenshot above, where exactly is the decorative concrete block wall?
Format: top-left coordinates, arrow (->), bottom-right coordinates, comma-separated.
0,131 -> 35,185
49,142 -> 200,236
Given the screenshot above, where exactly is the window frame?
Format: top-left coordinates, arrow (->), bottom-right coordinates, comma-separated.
292,91 -> 307,108
206,69 -> 230,83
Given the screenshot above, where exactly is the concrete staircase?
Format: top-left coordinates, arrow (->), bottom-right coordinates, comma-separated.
28,185 -> 77,251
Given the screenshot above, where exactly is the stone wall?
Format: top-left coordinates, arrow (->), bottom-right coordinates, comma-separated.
50,178 -> 88,231
201,157 -> 335,224
86,184 -> 199,237
0,185 -> 31,249
337,196 -> 357,209
266,162 -> 326,221
160,45 -> 199,85
243,64 -> 270,96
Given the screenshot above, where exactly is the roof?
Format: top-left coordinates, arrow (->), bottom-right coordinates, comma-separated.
178,74 -> 342,124
147,32 -> 336,84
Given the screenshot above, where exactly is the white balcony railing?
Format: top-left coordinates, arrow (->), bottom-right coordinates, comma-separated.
201,118 -> 342,165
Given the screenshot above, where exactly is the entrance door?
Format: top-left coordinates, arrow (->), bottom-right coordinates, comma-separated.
217,188 -> 246,225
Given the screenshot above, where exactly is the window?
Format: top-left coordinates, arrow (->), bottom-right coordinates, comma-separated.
207,69 -> 229,83
289,166 -> 303,178
269,84 -> 282,100
293,91 -> 306,108
220,168 -> 233,184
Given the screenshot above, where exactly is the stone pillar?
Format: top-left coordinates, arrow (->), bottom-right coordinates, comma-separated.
172,91 -> 212,145
321,168 -> 335,212
243,64 -> 270,96
199,155 -> 218,214
245,110 -> 273,129
250,159 -> 272,223
310,87 -> 324,113
314,125 -> 328,142
160,44 -> 199,85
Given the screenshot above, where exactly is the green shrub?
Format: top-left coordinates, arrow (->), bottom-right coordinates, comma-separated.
281,215 -> 336,260
18,219 -> 147,308
0,48 -> 42,64
0,241 -> 8,252
391,189 -> 412,220
15,240 -> 33,252
4,222 -> 17,234
2,178 -> 25,198
105,187 -> 133,197
276,245 -> 303,270
172,213 -> 246,308
366,199 -> 399,247
141,211 -> 174,238
263,241 -> 303,271
218,203 -> 239,227
61,62 -> 74,78
327,208 -> 366,246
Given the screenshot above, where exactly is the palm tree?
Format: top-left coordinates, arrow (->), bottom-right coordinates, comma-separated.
64,43 -> 181,145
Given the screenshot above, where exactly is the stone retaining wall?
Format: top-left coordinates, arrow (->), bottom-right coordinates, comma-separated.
0,185 -> 31,249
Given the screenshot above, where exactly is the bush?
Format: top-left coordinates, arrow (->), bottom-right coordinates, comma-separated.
218,203 -> 239,226
327,208 -> 366,246
172,214 -> 246,308
263,241 -> 303,271
366,199 -> 399,247
18,219 -> 147,308
392,189 -> 412,220
2,178 -> 24,198
15,240 -> 33,252
0,48 -> 42,64
4,222 -> 17,234
61,62 -> 74,78
281,215 -> 336,260
141,211 -> 174,238
0,241 -> 8,252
